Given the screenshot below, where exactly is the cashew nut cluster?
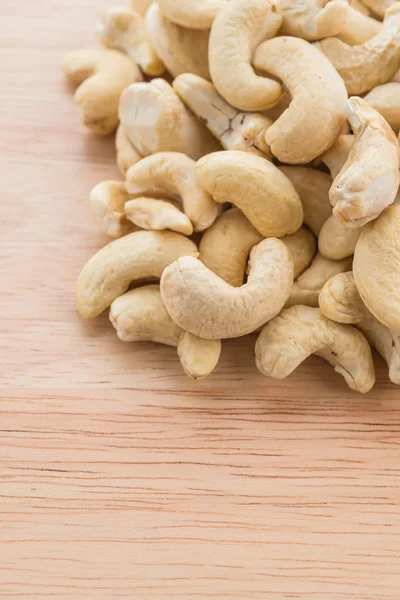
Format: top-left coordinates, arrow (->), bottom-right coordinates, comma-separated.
63,0 -> 400,389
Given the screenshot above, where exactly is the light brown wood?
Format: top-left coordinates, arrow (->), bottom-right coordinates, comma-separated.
1,1 -> 400,598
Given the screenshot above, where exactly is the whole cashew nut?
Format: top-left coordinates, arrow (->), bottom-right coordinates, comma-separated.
110,285 -> 221,379
196,151 -> 303,238
130,0 -> 153,16
255,305 -> 375,394
173,74 -> 272,159
61,48 -> 142,134
161,238 -> 294,340
157,0 -> 229,29
209,0 -> 283,111
77,230 -> 197,319
115,124 -> 142,175
336,5 -> 381,45
364,82 -> 400,129
319,272 -> 400,384
330,97 -> 400,228
275,0 -> 349,40
90,180 -> 136,238
126,152 -> 219,232
318,215 -> 362,260
119,79 -> 220,160
320,134 -> 354,179
124,197 -> 193,235
253,37 -> 348,163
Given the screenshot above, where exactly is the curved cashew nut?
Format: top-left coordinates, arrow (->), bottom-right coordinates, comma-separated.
330,97 -> 400,228
157,0 -> 229,29
130,0 -> 153,17
282,227 -> 317,280
336,5 -> 381,45
124,197 -> 193,235
110,285 -> 221,379
126,152 -> 219,232
119,79 -> 220,160
318,215 -> 362,260
90,180 -> 136,238
116,125 -> 142,175
145,3 -> 210,79
353,203 -> 400,332
61,48 -> 142,134
319,272 -> 400,385
253,37 -> 348,163
96,6 -> 165,76
286,252 -> 353,308
209,0 -> 282,111
364,82 -> 400,129
361,0 -> 398,19
77,230 -> 197,319
276,0 -> 348,40
320,134 -> 354,179
279,167 -> 332,236
161,238 -> 294,340
255,306 -> 375,394
173,74 -> 272,159
196,151 -> 303,238
316,4 -> 400,95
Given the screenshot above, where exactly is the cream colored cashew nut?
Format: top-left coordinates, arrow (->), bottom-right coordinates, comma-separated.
336,5 -> 381,45
196,151 -> 303,238
119,79 -> 219,160
361,0 -> 398,19
61,48 -> 142,134
90,180 -> 136,238
124,198 -> 193,235
276,0 -> 348,40
173,74 -> 272,159
161,238 -> 294,340
255,306 -> 375,394
350,0 -> 371,16
115,125 -> 142,175
146,3 -> 210,79
130,0 -> 153,16
353,203 -> 400,332
282,227 -> 317,279
96,6 -> 165,76
364,82 -> 400,129
77,230 -> 197,319
316,4 -> 400,95
126,152 -> 219,232
253,37 -> 348,163
110,285 -> 221,379
209,0 -> 283,111
319,272 -> 400,385
318,215 -> 361,260
320,134 -> 354,179
157,0 -> 229,29
330,97 -> 400,228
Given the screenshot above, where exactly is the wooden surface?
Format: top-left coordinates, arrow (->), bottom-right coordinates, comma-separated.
1,1 -> 400,598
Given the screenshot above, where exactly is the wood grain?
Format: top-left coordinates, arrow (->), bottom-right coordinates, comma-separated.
1,1 -> 400,598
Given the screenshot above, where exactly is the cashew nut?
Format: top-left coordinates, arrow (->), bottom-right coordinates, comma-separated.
282,227 -> 317,279
126,152 -> 219,232
196,151 -> 303,238
351,0 -> 371,16
320,134 -> 354,179
77,230 -> 197,319
318,215 -> 362,260
89,180 -> 136,238
336,5 -> 381,46
364,82 -> 400,129
130,0 -> 153,16
319,272 -> 400,384
96,6 -> 165,76
253,37 -> 348,163
116,125 -> 142,175
145,3 -> 210,79
161,238 -> 294,340
286,252 -> 353,308
353,203 -> 400,332
361,0 -> 398,19
275,0 -> 348,40
110,285 -> 221,379
119,79 -> 219,160
255,306 -> 375,394
173,74 -> 272,159
157,0 -> 228,29
330,97 -> 400,228
209,0 -> 283,111
316,4 -> 400,95
61,48 -> 142,134
124,198 -> 193,235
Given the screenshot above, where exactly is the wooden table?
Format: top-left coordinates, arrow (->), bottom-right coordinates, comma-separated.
1,1 -> 400,598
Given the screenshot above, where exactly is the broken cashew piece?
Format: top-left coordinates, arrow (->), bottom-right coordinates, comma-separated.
318,215 -> 361,260
353,203 -> 400,332
316,4 -> 400,95
96,6 -> 165,76
124,197 -> 193,236
116,125 -> 142,175
90,180 -> 136,238
130,0 -> 153,17
254,37 -> 348,163
157,0 -> 229,29
77,230 -> 197,319
286,252 -> 353,308
196,151 -> 303,238
161,238 -> 294,340
330,97 -> 400,228
276,0 -> 348,40
119,79 -> 220,160
209,0 -> 283,111
61,48 -> 142,134
146,3 -> 210,79
364,82 -> 400,130
255,305 -> 375,394
320,134 -> 354,179
319,272 -> 400,385
110,285 -> 221,379
126,152 -> 219,232
173,74 -> 272,159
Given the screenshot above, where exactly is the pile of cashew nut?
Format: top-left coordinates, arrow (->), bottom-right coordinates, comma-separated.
62,0 -> 400,392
